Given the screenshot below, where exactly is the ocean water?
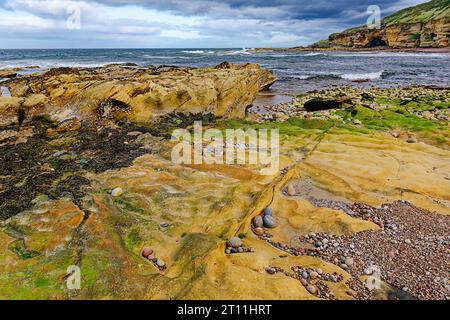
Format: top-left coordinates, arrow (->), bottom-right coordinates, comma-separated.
1,48 -> 449,95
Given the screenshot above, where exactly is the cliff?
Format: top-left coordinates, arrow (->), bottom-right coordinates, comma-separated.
326,0 -> 450,48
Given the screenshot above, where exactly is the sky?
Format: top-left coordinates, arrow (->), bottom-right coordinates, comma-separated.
0,0 -> 428,48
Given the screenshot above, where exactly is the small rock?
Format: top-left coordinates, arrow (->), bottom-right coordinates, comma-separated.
315,241 -> 322,248
237,247 -> 244,253
266,267 -> 276,275
111,187 -> 123,197
287,184 -> 296,196
316,268 -> 323,275
227,237 -> 242,248
301,271 -> 308,279
406,137 -> 417,144
306,285 -> 317,295
263,207 -> 273,216
160,222 -> 170,228
147,253 -> 155,261
300,278 -> 308,286
254,227 -> 264,236
405,239 -> 412,244
225,248 -> 231,254
263,215 -> 278,228
345,257 -> 354,266
310,271 -> 319,279
253,215 -> 264,228
156,258 -> 165,268
142,247 -> 153,258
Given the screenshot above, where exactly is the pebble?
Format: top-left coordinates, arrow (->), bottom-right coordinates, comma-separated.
266,267 -> 276,275
160,222 -> 170,228
345,257 -> 354,266
287,184 -> 296,196
300,278 -> 308,286
263,207 -> 273,216
406,137 -> 417,143
142,247 -> 153,258
405,239 -> 412,244
316,268 -> 323,275
306,285 -> 317,295
253,216 -> 264,228
156,258 -> 166,268
254,227 -> 264,236
111,187 -> 123,197
147,253 -> 155,261
227,237 -> 242,248
315,241 -> 322,248
225,248 -> 231,254
301,271 -> 308,279
310,271 -> 319,279
237,247 -> 244,253
263,215 -> 278,228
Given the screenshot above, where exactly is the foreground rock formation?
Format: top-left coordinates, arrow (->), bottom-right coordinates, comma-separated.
0,65 -> 449,300
0,63 -> 276,127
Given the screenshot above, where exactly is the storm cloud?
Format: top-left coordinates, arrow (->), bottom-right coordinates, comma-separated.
0,0 -> 427,48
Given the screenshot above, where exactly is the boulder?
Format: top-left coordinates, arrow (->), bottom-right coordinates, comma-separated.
304,98 -> 343,112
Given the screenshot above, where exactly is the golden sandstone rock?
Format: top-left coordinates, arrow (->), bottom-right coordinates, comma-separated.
0,63 -> 276,126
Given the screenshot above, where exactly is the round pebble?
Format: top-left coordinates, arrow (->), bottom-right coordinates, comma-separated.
147,253 -> 155,261
306,285 -> 317,295
316,268 -> 323,275
254,227 -> 264,236
253,216 -> 264,228
405,239 -> 412,244
266,267 -> 276,275
301,271 -> 308,279
300,278 -> 308,286
263,215 -> 278,228
263,207 -> 273,216
310,271 -> 319,279
287,184 -> 296,196
227,237 -> 242,248
345,257 -> 354,266
225,248 -> 231,254
142,247 -> 153,258
111,187 -> 123,197
160,222 -> 170,228
237,247 -> 244,253
156,258 -> 165,268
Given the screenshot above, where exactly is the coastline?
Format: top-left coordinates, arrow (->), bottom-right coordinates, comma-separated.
250,46 -> 450,53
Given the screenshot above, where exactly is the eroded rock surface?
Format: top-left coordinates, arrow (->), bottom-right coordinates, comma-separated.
0,68 -> 448,300
0,63 -> 276,126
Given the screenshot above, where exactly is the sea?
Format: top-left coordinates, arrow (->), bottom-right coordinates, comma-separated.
1,48 -> 449,103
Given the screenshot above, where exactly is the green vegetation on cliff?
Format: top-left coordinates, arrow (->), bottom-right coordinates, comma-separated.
384,0 -> 450,25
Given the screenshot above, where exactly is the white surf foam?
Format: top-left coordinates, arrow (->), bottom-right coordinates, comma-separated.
340,70 -> 384,81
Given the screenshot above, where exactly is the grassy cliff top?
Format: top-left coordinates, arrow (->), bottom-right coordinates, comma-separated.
384,0 -> 450,25
335,0 -> 450,35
